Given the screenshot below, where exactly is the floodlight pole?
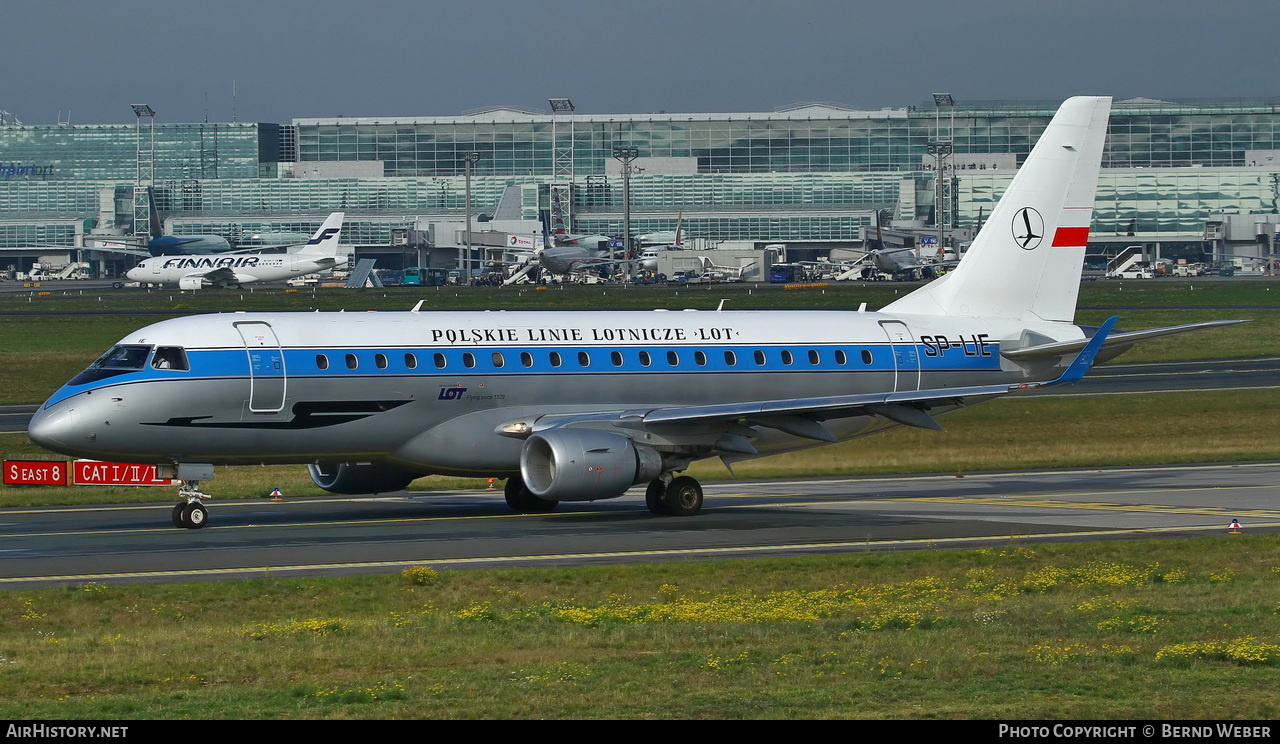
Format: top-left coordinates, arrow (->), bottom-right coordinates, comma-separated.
931,93 -> 955,256
131,104 -> 155,240
612,146 -> 639,264
463,151 -> 480,283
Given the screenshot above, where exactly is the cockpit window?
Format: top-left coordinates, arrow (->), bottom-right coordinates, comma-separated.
91,344 -> 152,370
69,344 -> 154,386
151,346 -> 189,371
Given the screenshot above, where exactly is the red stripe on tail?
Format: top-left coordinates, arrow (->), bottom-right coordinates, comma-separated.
1052,226 -> 1090,246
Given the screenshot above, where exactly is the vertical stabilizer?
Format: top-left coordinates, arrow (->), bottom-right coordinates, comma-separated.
296,212 -> 345,255
147,187 -> 164,238
882,96 -> 1111,322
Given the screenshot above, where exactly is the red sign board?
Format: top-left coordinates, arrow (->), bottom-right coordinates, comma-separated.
72,460 -> 176,487
3,460 -> 68,486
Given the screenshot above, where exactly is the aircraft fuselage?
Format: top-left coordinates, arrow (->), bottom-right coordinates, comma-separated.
29,309 -> 1079,475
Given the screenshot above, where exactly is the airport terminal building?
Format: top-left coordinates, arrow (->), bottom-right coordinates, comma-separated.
1,96 -> 1277,278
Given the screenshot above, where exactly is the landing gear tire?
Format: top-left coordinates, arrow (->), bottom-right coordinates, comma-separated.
504,476 -> 557,514
645,480 -> 670,515
661,476 -> 703,517
183,502 -> 208,529
173,501 -> 208,529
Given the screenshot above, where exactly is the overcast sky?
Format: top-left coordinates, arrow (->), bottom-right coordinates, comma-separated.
3,0 -> 1276,125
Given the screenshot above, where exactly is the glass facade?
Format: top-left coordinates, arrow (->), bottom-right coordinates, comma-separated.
0,122 -> 277,182
293,100 -> 1280,176
0,98 -> 1277,251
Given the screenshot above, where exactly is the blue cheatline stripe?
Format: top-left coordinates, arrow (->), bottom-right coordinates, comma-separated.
45,341 -> 1004,405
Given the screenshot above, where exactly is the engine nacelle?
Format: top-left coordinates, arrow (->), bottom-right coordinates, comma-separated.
308,461 -> 422,495
178,276 -> 205,291
520,429 -> 663,501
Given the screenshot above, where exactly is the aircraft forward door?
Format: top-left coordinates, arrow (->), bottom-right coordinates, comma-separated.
879,320 -> 921,392
235,321 -> 287,413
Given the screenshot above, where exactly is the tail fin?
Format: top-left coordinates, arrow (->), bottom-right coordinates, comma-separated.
296,212 -> 345,255
147,187 -> 164,238
882,96 -> 1111,322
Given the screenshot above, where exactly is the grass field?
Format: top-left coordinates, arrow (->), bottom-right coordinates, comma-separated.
1,280 -> 1278,719
2,538 -> 1280,719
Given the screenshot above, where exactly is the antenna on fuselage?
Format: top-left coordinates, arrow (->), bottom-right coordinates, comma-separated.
411,300 -> 424,312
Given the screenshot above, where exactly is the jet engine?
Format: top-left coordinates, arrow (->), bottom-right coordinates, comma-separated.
520,429 -> 663,501
308,461 -> 423,495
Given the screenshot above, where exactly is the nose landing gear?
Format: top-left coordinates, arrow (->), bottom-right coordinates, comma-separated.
172,480 -> 210,529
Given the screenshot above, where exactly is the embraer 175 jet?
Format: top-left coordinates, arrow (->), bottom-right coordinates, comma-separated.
29,97 -> 1244,529
124,213 -> 347,290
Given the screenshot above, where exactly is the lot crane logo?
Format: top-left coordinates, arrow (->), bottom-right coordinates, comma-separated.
1012,207 -> 1044,250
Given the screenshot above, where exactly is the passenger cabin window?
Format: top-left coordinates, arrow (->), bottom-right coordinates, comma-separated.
639,351 -> 652,367
433,353 -> 447,369
666,350 -> 679,366
316,354 -> 330,370
345,353 -> 358,370
694,350 -> 707,366
781,350 -> 794,366
611,351 -> 624,367
463,353 -> 476,369
404,353 -> 418,369
753,350 -> 766,366
151,346 -> 189,371
577,351 -> 591,367
807,350 -> 820,365
835,350 -> 847,365
549,352 -> 562,368
862,349 -> 874,365
375,353 -> 389,370
724,350 -> 737,366
520,352 -> 534,368
491,352 -> 505,368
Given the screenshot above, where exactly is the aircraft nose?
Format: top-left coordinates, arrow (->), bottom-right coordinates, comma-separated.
27,403 -> 78,452
125,267 -> 141,281
27,400 -> 102,458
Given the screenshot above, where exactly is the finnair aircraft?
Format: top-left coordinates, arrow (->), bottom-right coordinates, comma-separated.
29,97 -> 1243,529
124,213 -> 347,290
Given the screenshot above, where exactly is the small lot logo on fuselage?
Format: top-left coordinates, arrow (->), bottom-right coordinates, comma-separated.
438,387 -> 468,400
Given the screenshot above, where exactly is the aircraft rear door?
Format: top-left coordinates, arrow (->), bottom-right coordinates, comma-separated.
879,320 -> 921,392
235,321 -> 287,413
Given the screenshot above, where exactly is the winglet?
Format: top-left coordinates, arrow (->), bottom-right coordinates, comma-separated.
1033,315 -> 1118,388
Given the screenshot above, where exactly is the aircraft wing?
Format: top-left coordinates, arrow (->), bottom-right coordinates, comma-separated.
501,320 -> 1120,454
180,266 -> 238,287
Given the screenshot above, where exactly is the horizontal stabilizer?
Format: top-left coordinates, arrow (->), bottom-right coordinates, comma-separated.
1001,319 -> 1250,361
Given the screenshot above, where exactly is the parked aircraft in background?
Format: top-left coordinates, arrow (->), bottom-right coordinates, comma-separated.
30,97 -> 1247,530
124,212 -> 346,290
835,212 -> 960,280
89,189 -> 325,257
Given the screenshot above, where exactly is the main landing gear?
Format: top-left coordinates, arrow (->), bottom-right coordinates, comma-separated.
172,480 -> 210,529
645,475 -> 704,517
